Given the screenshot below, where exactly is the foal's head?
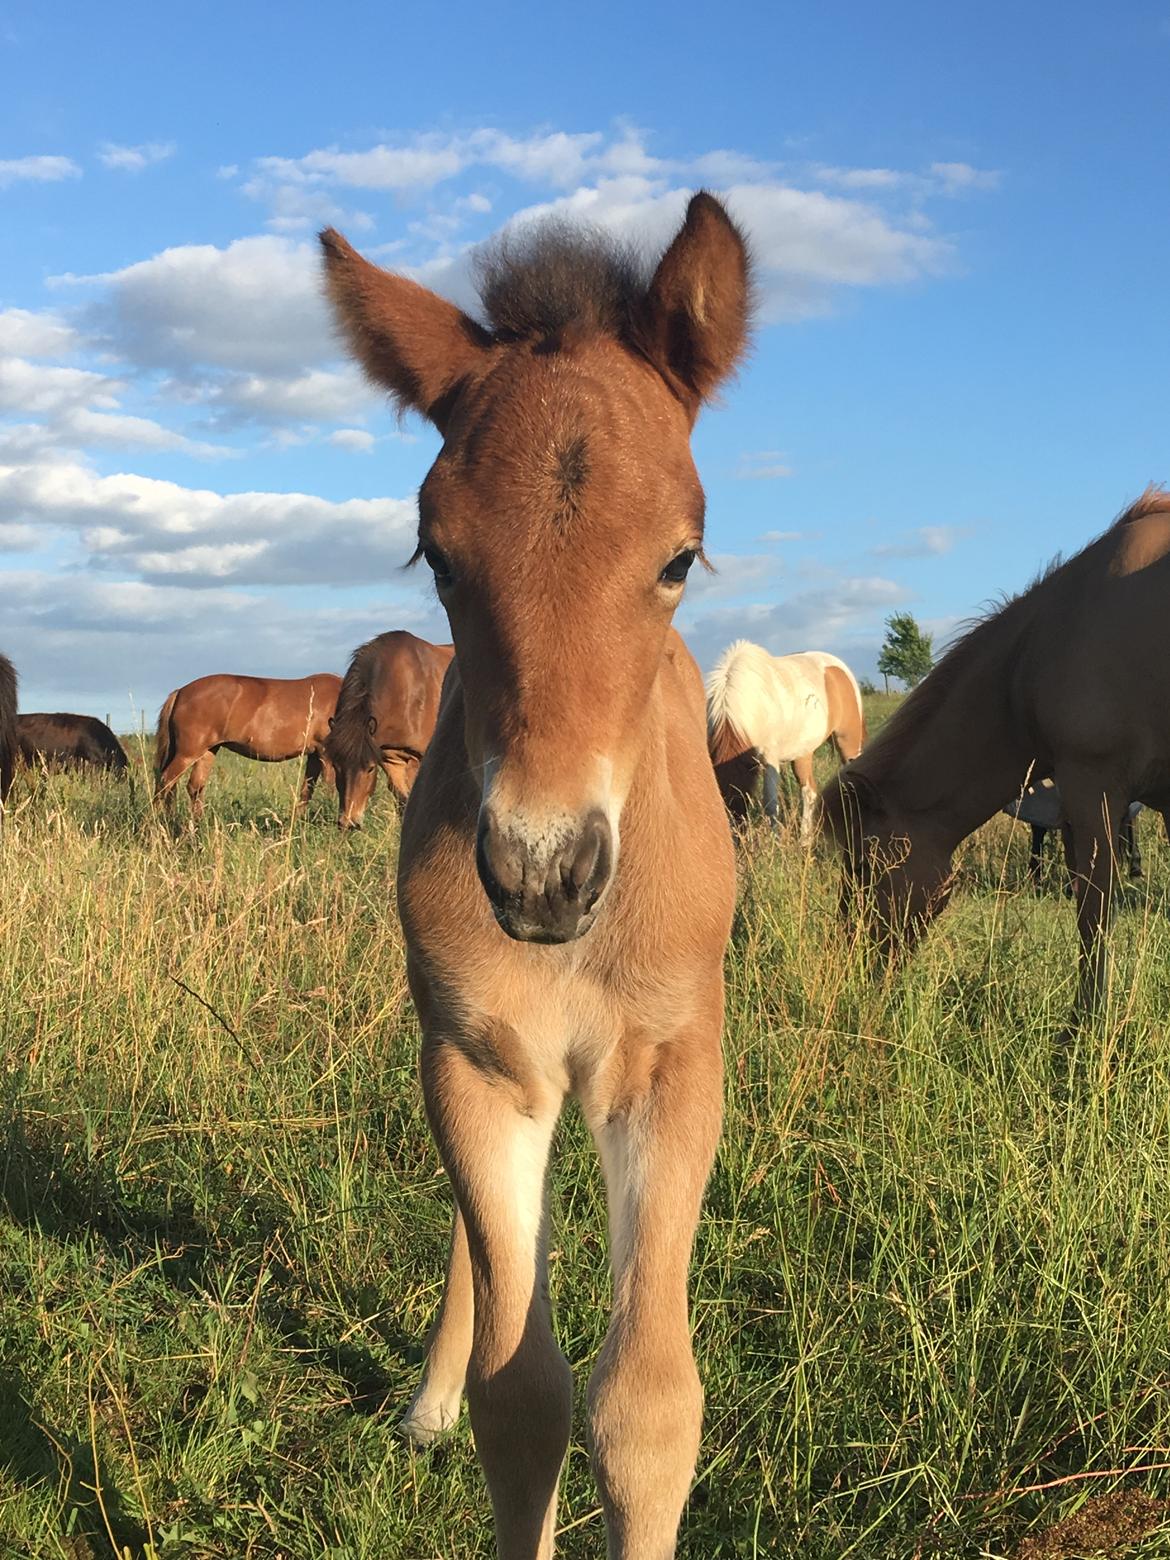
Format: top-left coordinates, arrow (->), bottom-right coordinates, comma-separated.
322,195 -> 751,941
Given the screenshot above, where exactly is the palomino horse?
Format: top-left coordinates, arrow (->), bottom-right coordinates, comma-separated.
706,640 -> 865,841
322,191 -> 749,1558
154,672 -> 341,821
325,629 -> 453,829
822,486 -> 1170,1020
18,713 -> 129,775
0,653 -> 16,814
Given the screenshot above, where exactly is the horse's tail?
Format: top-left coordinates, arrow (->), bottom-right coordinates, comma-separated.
705,647 -> 762,823
825,656 -> 867,754
154,689 -> 179,785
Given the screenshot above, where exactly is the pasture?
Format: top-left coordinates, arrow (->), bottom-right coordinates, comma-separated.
2,701 -> 1169,1559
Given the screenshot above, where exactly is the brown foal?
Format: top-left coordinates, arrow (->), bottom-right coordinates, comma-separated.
322,193 -> 750,1558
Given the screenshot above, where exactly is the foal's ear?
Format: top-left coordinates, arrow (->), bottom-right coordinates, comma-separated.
639,191 -> 753,422
320,229 -> 493,433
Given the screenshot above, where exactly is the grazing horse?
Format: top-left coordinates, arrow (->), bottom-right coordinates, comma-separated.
706,640 -> 865,841
321,190 -> 749,1558
822,486 -> 1170,1020
325,630 -> 453,829
1004,778 -> 1144,887
0,654 -> 16,814
154,673 -> 341,821
17,713 -> 129,775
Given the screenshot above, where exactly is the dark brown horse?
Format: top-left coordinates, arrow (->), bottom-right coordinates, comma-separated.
325,630 -> 453,828
822,486 -> 1170,1020
322,194 -> 749,1557
18,713 -> 129,774
155,673 -> 341,821
0,654 -> 16,814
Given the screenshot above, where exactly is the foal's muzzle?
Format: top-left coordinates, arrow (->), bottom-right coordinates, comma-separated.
476,807 -> 614,943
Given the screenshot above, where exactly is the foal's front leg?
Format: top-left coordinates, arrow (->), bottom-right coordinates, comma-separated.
585,1024 -> 723,1559
421,1030 -> 571,1560
400,1203 -> 473,1443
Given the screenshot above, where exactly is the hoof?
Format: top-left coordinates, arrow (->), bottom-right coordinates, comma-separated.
399,1386 -> 462,1446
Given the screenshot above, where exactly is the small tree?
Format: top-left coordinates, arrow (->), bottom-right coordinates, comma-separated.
877,612 -> 934,690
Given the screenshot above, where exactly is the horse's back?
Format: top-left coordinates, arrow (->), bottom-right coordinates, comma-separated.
174,672 -> 339,755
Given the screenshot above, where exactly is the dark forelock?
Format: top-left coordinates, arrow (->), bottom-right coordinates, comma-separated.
472,220 -> 649,344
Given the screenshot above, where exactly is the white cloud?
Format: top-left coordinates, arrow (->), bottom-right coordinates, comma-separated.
759,529 -> 804,543
0,155 -> 81,188
930,161 -> 1000,194
0,567 -> 446,715
0,460 -> 418,586
813,166 -> 908,191
0,357 -> 120,415
870,524 -> 966,559
196,367 -> 373,426
98,141 -> 176,173
329,428 -> 375,453
736,451 -> 794,480
0,308 -> 78,359
682,572 -> 908,674
56,235 -> 334,374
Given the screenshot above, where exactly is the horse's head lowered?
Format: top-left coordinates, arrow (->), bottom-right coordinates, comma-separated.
820,767 -> 955,954
322,194 -> 751,941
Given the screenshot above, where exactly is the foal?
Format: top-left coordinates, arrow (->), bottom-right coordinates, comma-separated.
322,193 -> 750,1558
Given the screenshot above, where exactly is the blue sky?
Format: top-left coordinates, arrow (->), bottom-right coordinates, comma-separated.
1,0 -> 1167,719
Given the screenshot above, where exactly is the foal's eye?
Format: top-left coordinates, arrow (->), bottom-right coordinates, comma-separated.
659,548 -> 697,586
422,545 -> 454,587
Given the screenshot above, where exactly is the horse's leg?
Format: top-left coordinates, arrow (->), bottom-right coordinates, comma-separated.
421,1031 -> 570,1560
156,751 -> 197,817
400,1203 -> 474,1443
761,761 -> 780,826
1122,812 -> 1142,879
792,753 -> 816,845
298,750 -> 324,813
1060,775 -> 1126,1019
186,752 -> 215,823
585,1026 -> 722,1559
1029,823 -> 1046,889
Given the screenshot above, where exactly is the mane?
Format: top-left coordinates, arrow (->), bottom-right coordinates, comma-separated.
325,635 -> 385,770
1109,482 -> 1170,528
859,484 -> 1170,778
472,221 -> 649,344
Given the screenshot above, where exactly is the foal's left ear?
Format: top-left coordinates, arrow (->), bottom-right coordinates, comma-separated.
320,228 -> 494,433
639,191 -> 753,423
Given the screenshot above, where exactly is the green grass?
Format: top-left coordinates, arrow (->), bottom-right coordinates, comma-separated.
1,725 -> 1169,1558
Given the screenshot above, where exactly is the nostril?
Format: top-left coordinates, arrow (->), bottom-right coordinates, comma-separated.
565,826 -> 602,898
477,812 -> 526,903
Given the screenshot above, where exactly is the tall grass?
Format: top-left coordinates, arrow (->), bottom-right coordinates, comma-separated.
1,736 -> 1168,1558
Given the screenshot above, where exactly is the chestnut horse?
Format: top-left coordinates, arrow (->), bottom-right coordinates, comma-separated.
322,191 -> 749,1558
18,713 -> 129,775
325,629 -> 453,829
822,486 -> 1170,1020
0,653 -> 16,815
154,672 -> 341,821
706,640 -> 865,841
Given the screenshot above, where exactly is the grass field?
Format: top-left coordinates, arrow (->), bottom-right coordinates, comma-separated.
2,704 -> 1170,1559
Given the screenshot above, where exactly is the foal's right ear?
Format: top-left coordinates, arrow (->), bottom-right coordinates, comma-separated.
320,229 -> 494,433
